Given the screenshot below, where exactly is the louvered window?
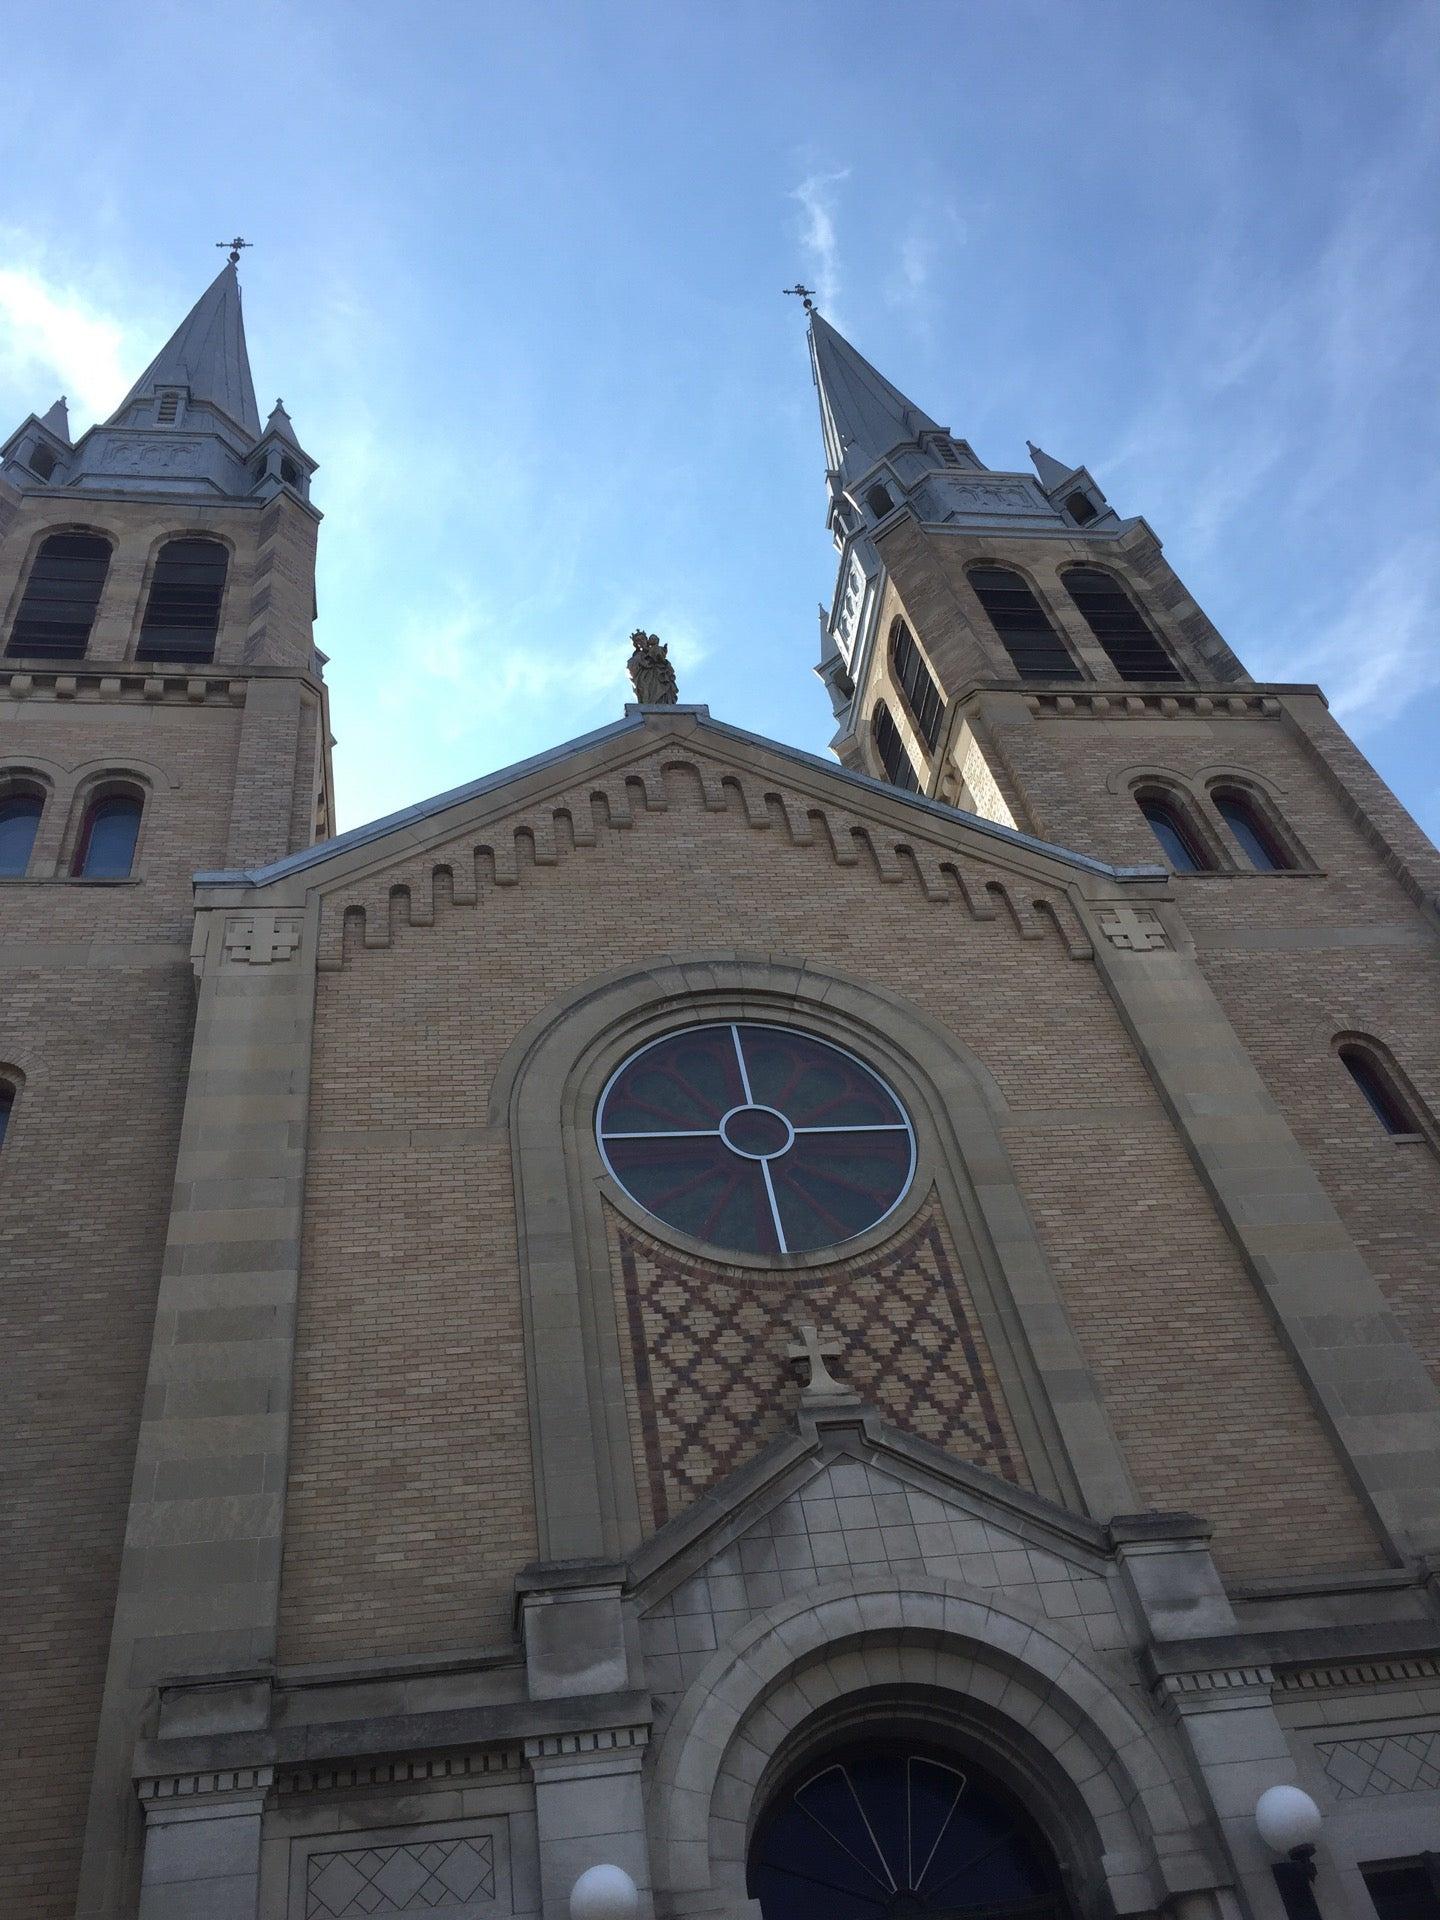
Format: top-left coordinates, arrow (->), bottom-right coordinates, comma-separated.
138,539 -> 228,664
872,703 -> 920,793
5,533 -> 112,660
968,566 -> 1081,681
889,621 -> 943,751
156,391 -> 181,424
1063,567 -> 1182,682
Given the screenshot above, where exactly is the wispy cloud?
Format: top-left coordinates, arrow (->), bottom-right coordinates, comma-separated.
0,260 -> 138,424
884,206 -> 966,331
790,167 -> 850,311
1266,543 -> 1440,727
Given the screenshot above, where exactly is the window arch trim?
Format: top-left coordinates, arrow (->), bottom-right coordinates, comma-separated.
1206,779 -> 1301,873
0,1063 -> 24,1158
1133,784 -> 1218,874
966,562 -> 1083,683
1333,1034 -> 1431,1144
134,532 -> 233,665
62,772 -> 151,882
1061,563 -> 1183,685
4,526 -> 114,662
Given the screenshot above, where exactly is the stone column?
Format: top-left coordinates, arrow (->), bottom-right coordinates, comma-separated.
136,1774 -> 272,1920
75,898 -> 317,1919
1086,897 -> 1440,1561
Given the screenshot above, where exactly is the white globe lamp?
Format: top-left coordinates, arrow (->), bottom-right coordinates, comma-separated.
1255,1783 -> 1322,1857
570,1864 -> 639,1920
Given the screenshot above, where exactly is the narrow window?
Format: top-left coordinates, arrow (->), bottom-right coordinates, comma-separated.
889,620 -> 943,751
28,443 -> 57,482
1138,792 -> 1212,872
1339,1046 -> 1416,1137
1063,566 -> 1182,683
137,538 -> 228,664
72,793 -> 142,880
866,483 -> 895,519
0,1084 -> 13,1152
936,440 -> 962,466
156,391 -> 181,424
872,703 -> 920,792
0,791 -> 44,877
5,532 -> 111,660
968,566 -> 1082,681
1064,489 -> 1097,525
1212,787 -> 1293,871
280,456 -> 301,487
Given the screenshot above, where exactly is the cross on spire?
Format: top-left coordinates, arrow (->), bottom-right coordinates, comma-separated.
216,235 -> 253,267
784,283 -> 817,313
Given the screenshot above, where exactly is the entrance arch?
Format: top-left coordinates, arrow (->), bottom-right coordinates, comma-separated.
648,1575 -> 1229,1919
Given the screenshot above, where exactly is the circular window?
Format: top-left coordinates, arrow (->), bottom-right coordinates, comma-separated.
597,1022 -> 915,1257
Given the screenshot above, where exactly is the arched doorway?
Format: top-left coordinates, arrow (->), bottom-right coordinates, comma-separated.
747,1737 -> 1074,1920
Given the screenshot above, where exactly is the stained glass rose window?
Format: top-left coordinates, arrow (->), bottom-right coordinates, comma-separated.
597,1023 -> 915,1256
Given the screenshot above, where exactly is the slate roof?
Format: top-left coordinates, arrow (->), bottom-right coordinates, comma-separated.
808,310 -> 943,482
109,261 -> 261,439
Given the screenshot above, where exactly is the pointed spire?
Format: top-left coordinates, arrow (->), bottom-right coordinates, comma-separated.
109,260 -> 260,438
39,397 -> 71,444
1027,440 -> 1075,491
808,311 -> 941,480
264,397 -> 301,448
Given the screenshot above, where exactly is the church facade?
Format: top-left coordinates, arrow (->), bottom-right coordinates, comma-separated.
2,266 -> 1439,1920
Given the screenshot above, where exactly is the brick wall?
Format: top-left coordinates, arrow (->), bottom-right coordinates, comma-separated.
278,747 -> 1383,1670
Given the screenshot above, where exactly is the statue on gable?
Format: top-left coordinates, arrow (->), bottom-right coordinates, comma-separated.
627,629 -> 678,705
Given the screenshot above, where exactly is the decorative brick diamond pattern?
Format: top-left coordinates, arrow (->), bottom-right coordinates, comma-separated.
614,1197 -> 1027,1526
1317,1730 -> 1440,1799
307,1835 -> 495,1917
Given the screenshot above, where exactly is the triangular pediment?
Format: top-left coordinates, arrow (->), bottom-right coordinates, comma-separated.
629,1406 -> 1128,1655
195,708 -> 1162,973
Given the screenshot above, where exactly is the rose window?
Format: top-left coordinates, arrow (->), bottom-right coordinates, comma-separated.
597,1023 -> 915,1256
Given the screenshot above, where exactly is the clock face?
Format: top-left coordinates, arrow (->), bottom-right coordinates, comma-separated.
597,1022 -> 915,1258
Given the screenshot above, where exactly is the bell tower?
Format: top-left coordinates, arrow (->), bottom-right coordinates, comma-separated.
0,255 -> 333,1919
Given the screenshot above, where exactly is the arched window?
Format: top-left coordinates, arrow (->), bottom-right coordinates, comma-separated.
1137,790 -> 1212,872
889,620 -> 943,751
1062,566 -> 1182,683
872,702 -> 920,793
749,1739 -> 1070,1920
0,1083 -> 13,1152
0,788 -> 44,877
72,791 -> 143,880
967,566 -> 1082,681
1210,786 -> 1294,872
1338,1044 -> 1418,1138
137,537 -> 229,664
5,532 -> 112,660
866,483 -> 896,519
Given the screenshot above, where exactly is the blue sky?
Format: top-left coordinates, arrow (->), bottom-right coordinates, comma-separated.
3,1 -> 1438,839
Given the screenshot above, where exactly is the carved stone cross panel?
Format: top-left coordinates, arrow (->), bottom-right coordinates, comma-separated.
1098,906 -> 1168,952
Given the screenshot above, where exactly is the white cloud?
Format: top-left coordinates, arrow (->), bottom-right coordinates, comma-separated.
1269,545 -> 1440,727
0,264 -> 137,423
790,167 -> 850,312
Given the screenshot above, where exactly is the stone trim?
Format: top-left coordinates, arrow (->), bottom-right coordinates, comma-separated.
2,665 -> 252,705
495,954 -> 1136,1565
1025,689 -> 1283,722
137,1766 -> 274,1804
277,1749 -> 524,1795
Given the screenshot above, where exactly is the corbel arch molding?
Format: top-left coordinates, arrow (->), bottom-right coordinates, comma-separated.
649,1574 -> 1227,1919
492,954 -> 1135,1568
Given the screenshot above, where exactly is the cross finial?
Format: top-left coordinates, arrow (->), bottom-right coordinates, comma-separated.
787,1323 -> 852,1402
216,235 -> 253,267
784,283 -> 817,313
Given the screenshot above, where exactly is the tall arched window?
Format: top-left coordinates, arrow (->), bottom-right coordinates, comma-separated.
137,538 -> 229,663
5,532 -> 112,660
889,620 -> 943,751
1211,786 -> 1294,872
1338,1043 -> 1418,1138
967,566 -> 1082,681
872,702 -> 920,793
1137,790 -> 1212,872
72,791 -> 143,880
0,788 -> 44,877
0,1082 -> 14,1152
1062,567 -> 1182,683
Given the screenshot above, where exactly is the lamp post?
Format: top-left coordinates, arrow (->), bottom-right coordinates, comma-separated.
1256,1785 -> 1324,1920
